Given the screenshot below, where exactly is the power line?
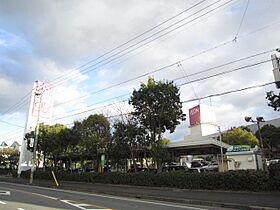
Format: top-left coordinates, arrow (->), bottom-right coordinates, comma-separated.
54,48 -> 275,108
234,0 -> 250,39
53,93 -> 131,118
50,0 -> 208,84
0,119 -> 24,128
181,81 -> 275,103
2,90 -> 32,115
57,81 -> 276,127
52,58 -> 271,121
52,0 -> 234,86
178,59 -> 271,86
53,99 -> 128,121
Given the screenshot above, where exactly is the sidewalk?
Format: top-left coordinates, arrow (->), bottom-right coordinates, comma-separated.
0,176 -> 279,210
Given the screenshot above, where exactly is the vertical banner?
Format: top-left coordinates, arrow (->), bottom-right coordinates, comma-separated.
189,105 -> 201,126
18,80 -> 54,175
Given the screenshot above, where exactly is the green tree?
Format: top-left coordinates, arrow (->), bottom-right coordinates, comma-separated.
151,138 -> 171,171
38,123 -> 66,168
222,127 -> 259,147
111,119 -> 146,171
258,124 -> 280,158
79,114 -> 111,171
0,147 -> 19,169
129,77 -> 185,144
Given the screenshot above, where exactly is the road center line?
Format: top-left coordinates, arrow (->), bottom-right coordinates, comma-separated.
0,182 -> 206,210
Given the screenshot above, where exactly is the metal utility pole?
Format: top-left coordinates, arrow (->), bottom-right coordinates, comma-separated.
271,53 -> 280,88
29,87 -> 43,184
218,126 -> 224,172
245,116 -> 267,171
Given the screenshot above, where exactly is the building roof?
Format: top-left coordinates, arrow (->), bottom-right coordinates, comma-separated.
0,141 -> 8,147
11,141 -> 20,147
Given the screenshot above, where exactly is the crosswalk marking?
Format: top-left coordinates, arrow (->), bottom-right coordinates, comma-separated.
0,201 -> 7,204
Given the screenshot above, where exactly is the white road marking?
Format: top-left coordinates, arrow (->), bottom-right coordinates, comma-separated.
0,182 -> 208,210
78,203 -> 92,207
18,208 -> 26,210
0,201 -> 7,204
31,192 -> 58,200
0,191 -> 10,195
61,200 -> 113,210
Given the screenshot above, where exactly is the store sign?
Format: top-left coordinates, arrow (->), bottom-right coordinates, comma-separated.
189,105 -> 201,126
227,145 -> 251,152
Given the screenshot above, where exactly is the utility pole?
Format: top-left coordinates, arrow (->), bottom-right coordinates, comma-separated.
29,85 -> 44,184
271,53 -> 280,88
218,126 -> 224,172
245,116 -> 267,171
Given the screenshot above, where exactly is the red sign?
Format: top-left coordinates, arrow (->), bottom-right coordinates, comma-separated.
189,105 -> 200,126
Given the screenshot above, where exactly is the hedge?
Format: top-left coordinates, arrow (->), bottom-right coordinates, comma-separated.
17,165 -> 280,192
0,168 -> 16,176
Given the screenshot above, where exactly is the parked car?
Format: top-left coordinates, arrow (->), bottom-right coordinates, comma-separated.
267,159 -> 280,166
201,161 -> 219,172
162,165 -> 187,172
127,167 -> 148,173
189,161 -> 206,173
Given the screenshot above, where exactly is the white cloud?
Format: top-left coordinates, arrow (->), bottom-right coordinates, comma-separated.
1,0 -> 280,143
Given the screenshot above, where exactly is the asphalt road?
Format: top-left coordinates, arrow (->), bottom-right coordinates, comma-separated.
0,182 -> 234,210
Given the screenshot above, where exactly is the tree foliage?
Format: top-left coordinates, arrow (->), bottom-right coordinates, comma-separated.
0,147 -> 19,169
79,114 -> 111,161
151,138 -> 172,170
258,124 -> 280,158
129,77 -> 185,143
222,127 -> 259,147
111,119 -> 146,169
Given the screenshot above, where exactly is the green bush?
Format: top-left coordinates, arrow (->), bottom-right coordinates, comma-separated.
18,169 -> 279,192
0,168 -> 16,176
268,163 -> 280,190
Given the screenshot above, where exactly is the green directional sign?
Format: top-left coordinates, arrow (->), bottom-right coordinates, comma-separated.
227,145 -> 251,152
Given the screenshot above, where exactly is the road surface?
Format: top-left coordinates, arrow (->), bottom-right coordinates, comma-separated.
0,182 -> 233,210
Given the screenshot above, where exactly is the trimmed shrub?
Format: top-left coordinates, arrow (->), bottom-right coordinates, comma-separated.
0,168 -> 16,176
17,169 -> 279,192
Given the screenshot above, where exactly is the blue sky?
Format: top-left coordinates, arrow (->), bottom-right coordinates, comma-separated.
0,0 -> 280,145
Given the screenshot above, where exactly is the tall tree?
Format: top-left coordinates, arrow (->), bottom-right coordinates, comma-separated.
111,118 -> 146,171
79,114 -> 111,170
151,138 -> 172,171
38,123 -> 66,168
129,77 -> 185,144
0,147 -> 19,169
222,127 -> 259,147
257,124 -> 280,158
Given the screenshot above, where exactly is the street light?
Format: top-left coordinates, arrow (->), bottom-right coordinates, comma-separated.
244,116 -> 267,171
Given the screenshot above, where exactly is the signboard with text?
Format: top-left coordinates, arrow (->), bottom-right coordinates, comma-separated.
189,105 -> 201,126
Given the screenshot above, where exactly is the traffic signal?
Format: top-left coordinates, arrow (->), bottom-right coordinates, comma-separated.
24,131 -> 35,152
